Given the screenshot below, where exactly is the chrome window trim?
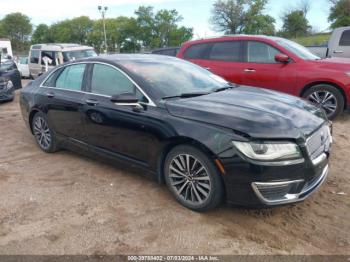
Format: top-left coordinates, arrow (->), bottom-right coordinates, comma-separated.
39,61 -> 156,107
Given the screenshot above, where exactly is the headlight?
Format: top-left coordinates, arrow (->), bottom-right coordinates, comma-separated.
5,80 -> 13,90
232,141 -> 303,162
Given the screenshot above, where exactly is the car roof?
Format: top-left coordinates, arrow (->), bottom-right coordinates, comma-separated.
31,43 -> 94,51
97,53 -> 180,62
183,35 -> 285,45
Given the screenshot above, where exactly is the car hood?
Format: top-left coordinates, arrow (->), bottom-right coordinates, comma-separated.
309,57 -> 350,70
165,86 -> 326,140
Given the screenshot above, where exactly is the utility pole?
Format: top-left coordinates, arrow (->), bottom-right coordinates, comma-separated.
98,5 -> 108,54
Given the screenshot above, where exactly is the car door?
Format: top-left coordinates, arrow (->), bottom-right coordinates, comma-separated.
40,63 -> 87,141
241,41 -> 297,94
82,63 -> 162,165
331,29 -> 350,58
204,41 -> 245,84
29,49 -> 42,78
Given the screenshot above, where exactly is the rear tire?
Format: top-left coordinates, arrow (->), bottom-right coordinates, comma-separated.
164,145 -> 224,212
303,84 -> 344,120
31,112 -> 58,153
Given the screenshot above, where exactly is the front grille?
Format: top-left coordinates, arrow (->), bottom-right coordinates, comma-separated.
306,125 -> 332,160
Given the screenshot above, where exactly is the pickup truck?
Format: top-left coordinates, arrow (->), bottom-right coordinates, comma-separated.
308,27 -> 350,58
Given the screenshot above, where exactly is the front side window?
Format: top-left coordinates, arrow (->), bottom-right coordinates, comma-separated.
54,64 -> 86,91
183,43 -> 209,59
247,41 -> 280,63
30,50 -> 40,64
339,30 -> 350,46
91,64 -> 146,101
209,41 -> 241,61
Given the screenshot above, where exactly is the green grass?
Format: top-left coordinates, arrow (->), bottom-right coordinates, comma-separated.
291,33 -> 331,46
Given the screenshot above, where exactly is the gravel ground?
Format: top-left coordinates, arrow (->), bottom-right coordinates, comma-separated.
0,83 -> 349,255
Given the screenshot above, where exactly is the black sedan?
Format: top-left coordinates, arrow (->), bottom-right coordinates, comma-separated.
0,60 -> 22,102
20,55 -> 332,211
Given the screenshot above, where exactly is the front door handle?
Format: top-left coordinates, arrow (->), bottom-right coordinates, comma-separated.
85,99 -> 99,106
244,69 -> 256,73
204,67 -> 211,71
46,92 -> 55,98
333,50 -> 344,54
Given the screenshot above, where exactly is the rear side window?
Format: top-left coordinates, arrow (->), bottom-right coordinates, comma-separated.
183,43 -> 209,59
209,41 -> 241,61
30,50 -> 40,64
55,64 -> 86,91
247,41 -> 280,63
339,30 -> 350,46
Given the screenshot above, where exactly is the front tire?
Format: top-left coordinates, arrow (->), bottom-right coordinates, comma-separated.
32,112 -> 58,153
303,84 -> 344,120
164,145 -> 224,211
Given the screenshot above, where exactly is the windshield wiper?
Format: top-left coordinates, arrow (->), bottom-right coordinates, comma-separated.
213,83 -> 237,93
162,92 -> 210,100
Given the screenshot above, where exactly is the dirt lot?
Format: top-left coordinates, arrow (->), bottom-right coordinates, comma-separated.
0,82 -> 349,255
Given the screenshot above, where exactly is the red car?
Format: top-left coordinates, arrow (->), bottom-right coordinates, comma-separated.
177,35 -> 350,119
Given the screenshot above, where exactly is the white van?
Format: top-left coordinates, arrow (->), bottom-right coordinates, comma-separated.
0,38 -> 13,60
28,43 -> 97,79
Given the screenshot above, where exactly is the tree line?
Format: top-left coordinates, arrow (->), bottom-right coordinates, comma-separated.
0,0 -> 349,53
0,6 -> 193,53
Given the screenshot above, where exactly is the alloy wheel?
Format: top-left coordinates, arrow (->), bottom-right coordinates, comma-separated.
33,116 -> 52,150
168,154 -> 212,205
307,90 -> 337,116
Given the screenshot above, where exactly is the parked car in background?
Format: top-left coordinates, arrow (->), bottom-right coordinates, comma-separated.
307,27 -> 350,58
178,35 -> 350,119
17,57 -> 30,78
28,43 -> 97,79
20,55 -> 331,211
0,60 -> 22,102
0,38 -> 13,59
151,47 -> 180,57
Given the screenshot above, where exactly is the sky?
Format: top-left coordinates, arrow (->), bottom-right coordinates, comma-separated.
0,0 -> 333,38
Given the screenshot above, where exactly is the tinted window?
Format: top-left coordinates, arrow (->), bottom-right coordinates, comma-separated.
153,49 -> 178,56
30,50 -> 40,64
339,30 -> 350,46
183,43 -> 209,59
41,51 -> 58,66
209,41 -> 241,61
20,57 -> 28,64
55,64 -> 86,91
91,64 -> 145,101
247,41 -> 280,63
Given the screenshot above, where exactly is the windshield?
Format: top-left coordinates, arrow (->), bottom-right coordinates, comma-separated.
63,49 -> 97,62
276,38 -> 320,60
120,58 -> 228,99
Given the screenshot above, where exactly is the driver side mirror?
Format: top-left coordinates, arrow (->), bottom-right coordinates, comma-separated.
111,93 -> 139,104
110,93 -> 143,112
275,53 -> 290,63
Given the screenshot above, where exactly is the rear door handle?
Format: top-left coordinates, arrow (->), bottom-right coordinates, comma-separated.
333,50 -> 344,54
46,92 -> 55,98
204,67 -> 211,71
244,69 -> 256,73
85,99 -> 99,106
